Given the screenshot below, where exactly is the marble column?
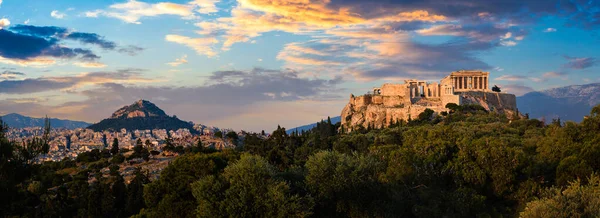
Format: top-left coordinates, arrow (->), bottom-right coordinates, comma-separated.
484,77 -> 488,90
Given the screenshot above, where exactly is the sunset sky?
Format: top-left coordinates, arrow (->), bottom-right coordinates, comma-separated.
0,0 -> 599,131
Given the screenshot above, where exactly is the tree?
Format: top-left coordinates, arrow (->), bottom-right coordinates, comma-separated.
417,108 -> 435,122
192,154 -> 314,217
521,174 -> 600,218
111,138 -> 119,155
492,85 -> 501,92
141,153 -> 231,218
214,131 -> 223,138
305,151 -> 384,216
126,168 -> 150,216
225,131 -> 238,141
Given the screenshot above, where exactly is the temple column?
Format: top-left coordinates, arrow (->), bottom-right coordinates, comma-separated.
453,77 -> 457,89
480,77 -> 483,90
484,77 -> 488,90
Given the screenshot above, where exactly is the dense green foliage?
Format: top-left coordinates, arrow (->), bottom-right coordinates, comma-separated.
2,104 -> 600,217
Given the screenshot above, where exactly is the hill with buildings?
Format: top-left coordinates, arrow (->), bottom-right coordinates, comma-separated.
517,83 -> 600,122
341,70 -> 519,131
0,113 -> 91,129
87,100 -> 198,133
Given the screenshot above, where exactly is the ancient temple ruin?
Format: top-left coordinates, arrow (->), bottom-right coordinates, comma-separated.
370,70 -> 491,107
341,70 -> 518,131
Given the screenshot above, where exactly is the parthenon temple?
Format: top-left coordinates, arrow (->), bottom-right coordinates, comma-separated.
342,70 -> 518,131
370,70 -> 491,106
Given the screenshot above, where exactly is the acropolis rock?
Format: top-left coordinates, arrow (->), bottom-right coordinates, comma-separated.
341,70 -> 519,131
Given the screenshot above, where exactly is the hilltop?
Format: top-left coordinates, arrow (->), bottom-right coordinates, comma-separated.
0,113 -> 91,129
341,71 -> 519,131
87,100 -> 198,133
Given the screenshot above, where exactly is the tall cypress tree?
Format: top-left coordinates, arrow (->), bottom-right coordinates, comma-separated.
111,138 -> 119,155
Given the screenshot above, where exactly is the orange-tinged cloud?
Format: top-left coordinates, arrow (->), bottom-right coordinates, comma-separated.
165,34 -> 218,57
0,56 -> 56,67
192,0 -> 447,53
73,62 -> 107,68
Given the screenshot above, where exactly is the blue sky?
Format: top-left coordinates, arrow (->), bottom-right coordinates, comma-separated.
0,0 -> 599,131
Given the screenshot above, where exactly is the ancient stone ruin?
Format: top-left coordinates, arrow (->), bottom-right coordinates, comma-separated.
341,70 -> 519,131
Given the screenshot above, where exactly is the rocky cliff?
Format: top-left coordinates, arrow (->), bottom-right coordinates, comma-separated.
341,91 -> 519,131
110,100 -> 168,119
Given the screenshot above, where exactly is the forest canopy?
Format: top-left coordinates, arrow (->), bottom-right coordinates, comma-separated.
2,104 -> 600,217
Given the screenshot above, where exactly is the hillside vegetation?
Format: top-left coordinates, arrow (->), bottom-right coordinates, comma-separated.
2,104 -> 600,217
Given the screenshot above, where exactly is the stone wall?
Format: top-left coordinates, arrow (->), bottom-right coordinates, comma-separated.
441,94 -> 462,107
380,83 -> 408,96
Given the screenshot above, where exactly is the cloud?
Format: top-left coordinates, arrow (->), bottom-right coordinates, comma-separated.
0,69 -> 155,94
544,28 -> 557,32
0,29 -> 99,61
500,84 -> 535,96
118,45 -> 145,56
0,18 -> 9,29
542,72 -> 567,78
9,25 -> 69,37
166,54 -> 188,66
50,10 -> 66,19
165,34 -> 218,57
65,32 -> 117,49
563,56 -> 597,69
190,0 -> 220,14
0,25 -> 141,66
495,75 -> 528,81
85,10 -> 102,18
500,40 -> 517,46
86,0 -> 222,24
0,70 -> 25,79
73,62 -> 107,68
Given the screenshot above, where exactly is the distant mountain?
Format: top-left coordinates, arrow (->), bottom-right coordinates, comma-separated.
87,100 -> 198,134
517,83 -> 600,122
0,113 -> 91,129
286,116 -> 341,134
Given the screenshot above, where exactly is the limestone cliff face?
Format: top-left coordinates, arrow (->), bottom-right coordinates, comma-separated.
341,92 -> 519,131
111,100 -> 167,119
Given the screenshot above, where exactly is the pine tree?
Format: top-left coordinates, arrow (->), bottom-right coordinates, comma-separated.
110,138 -> 119,155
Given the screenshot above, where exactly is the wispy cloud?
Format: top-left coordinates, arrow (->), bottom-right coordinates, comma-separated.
165,34 -> 218,57
166,54 -> 188,66
0,70 -> 25,79
495,75 -> 528,81
85,0 -> 221,24
50,10 -> 66,19
0,69 -> 155,94
544,28 -> 557,32
563,56 -> 597,70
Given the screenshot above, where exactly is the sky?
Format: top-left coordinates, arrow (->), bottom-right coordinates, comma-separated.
0,0 -> 599,132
